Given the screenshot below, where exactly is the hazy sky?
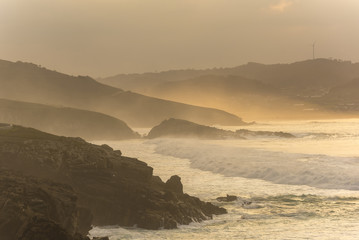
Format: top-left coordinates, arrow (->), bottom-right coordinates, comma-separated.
1,0 -> 359,77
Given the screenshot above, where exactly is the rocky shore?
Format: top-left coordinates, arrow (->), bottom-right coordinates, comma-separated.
0,125 -> 226,239
0,170 -> 91,240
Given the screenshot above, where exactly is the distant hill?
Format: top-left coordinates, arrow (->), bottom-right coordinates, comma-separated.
318,78 -> 359,112
98,69 -> 212,93
0,60 -> 246,127
111,74 -> 343,121
0,98 -> 139,140
139,75 -> 311,120
229,59 -> 359,97
100,59 -> 359,97
99,59 -> 359,120
325,78 -> 359,102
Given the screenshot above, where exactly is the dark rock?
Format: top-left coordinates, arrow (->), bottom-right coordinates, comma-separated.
236,129 -> 295,138
100,144 -> 113,151
114,149 -> 122,156
0,170 -> 91,240
0,123 -> 12,128
147,118 -> 243,139
19,217 -> 73,240
165,175 -> 183,194
147,118 -> 294,140
216,194 -> 238,202
92,237 -> 109,240
0,125 -> 227,234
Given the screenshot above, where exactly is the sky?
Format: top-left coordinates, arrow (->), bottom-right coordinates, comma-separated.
1,0 -> 359,77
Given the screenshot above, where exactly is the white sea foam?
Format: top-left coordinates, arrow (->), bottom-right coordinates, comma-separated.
91,120 -> 359,239
150,138 -> 359,190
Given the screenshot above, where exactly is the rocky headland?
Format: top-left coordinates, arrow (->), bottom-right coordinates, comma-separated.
147,118 -> 294,139
0,98 -> 140,141
0,125 -> 226,239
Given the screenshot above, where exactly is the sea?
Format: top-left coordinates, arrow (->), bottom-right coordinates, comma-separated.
90,119 -> 359,239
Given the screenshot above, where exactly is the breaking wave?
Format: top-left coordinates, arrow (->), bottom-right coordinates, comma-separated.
150,138 -> 359,190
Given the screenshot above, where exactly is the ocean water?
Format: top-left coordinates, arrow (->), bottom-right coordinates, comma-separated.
90,119 -> 359,239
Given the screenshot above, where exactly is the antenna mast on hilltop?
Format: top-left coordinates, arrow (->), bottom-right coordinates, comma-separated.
312,41 -> 316,60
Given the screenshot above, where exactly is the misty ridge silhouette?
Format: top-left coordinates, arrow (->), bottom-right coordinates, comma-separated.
146,118 -> 293,140
0,98 -> 139,140
99,58 -> 359,121
1,58 -> 359,139
0,59 -> 245,132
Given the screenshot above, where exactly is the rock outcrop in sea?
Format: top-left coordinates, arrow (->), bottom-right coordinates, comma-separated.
147,118 -> 242,139
235,129 -> 295,138
147,118 -> 294,139
0,125 -> 226,239
216,194 -> 238,202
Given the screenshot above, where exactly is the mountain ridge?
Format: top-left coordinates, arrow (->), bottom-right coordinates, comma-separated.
0,59 -> 246,127
98,59 -> 359,120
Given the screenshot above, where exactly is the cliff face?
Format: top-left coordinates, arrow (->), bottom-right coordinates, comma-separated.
0,125 -> 226,238
0,170 -> 91,240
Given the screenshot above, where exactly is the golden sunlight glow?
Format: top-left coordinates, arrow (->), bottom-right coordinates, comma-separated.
269,0 -> 294,12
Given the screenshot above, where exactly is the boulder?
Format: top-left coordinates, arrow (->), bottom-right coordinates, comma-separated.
216,194 -> 238,202
165,175 -> 183,194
